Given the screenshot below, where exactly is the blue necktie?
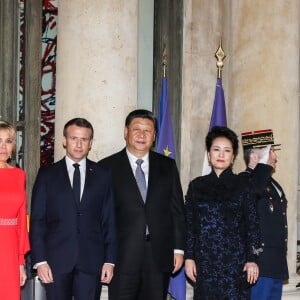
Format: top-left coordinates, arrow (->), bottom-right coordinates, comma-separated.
73,163 -> 81,203
135,159 -> 147,202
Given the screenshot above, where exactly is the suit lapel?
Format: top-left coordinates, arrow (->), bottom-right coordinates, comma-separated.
80,159 -> 94,206
146,151 -> 160,204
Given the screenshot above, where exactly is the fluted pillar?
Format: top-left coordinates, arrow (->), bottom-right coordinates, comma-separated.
55,0 -> 138,162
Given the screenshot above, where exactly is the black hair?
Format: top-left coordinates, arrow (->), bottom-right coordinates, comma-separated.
125,109 -> 157,132
63,118 -> 94,139
205,126 -> 239,157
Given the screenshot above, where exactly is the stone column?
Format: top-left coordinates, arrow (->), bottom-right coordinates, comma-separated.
55,0 -> 138,162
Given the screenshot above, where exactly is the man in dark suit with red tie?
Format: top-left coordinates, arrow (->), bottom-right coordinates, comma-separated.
98,109 -> 186,300
30,118 -> 117,300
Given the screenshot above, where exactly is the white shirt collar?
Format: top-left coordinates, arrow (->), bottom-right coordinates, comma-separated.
65,156 -> 87,173
126,148 -> 149,165
126,148 -> 149,181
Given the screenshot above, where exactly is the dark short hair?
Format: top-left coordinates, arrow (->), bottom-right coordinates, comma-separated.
63,118 -> 94,139
125,109 -> 157,132
205,126 -> 239,157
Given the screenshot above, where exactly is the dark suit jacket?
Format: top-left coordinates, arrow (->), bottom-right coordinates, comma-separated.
240,164 -> 289,280
30,158 -> 117,275
98,148 -> 186,273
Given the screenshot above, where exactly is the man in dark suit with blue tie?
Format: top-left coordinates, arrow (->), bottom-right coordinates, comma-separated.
98,109 -> 186,300
30,118 -> 117,300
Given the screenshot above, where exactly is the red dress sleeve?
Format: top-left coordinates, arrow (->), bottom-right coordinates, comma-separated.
17,171 -> 30,265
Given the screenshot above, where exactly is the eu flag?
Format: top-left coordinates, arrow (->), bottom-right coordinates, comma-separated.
202,77 -> 227,175
156,76 -> 186,300
156,77 -> 176,159
209,77 -> 227,129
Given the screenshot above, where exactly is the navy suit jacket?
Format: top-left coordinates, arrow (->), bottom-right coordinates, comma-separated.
240,164 -> 289,280
30,158 -> 117,275
98,148 -> 186,273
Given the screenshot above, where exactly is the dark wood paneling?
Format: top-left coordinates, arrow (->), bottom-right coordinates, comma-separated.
24,0 -> 42,206
0,0 -> 18,122
0,0 -> 42,207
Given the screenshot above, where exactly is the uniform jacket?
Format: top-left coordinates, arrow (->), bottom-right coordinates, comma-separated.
30,158 -> 117,274
98,148 -> 186,273
241,164 -> 289,280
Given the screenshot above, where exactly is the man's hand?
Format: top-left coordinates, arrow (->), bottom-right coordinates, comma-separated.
37,263 -> 54,284
101,263 -> 114,284
172,253 -> 184,274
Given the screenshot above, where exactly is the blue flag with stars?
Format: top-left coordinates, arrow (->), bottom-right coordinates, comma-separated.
156,76 -> 186,300
156,77 -> 176,159
202,77 -> 227,175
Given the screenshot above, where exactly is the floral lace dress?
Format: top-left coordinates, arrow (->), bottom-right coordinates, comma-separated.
185,168 -> 261,300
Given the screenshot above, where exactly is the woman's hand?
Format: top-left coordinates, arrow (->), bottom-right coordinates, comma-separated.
243,262 -> 259,284
185,259 -> 197,282
20,265 -> 27,286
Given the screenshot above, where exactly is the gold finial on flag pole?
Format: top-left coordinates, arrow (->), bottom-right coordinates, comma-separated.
215,39 -> 226,79
162,45 -> 167,78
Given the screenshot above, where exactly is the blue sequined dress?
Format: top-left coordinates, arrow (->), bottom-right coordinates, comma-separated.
185,168 -> 261,300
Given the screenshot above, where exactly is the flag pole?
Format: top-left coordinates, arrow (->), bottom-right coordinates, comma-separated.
215,38 -> 226,79
202,40 -> 228,175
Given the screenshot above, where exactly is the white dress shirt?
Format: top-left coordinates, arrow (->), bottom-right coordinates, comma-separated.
126,149 -> 149,186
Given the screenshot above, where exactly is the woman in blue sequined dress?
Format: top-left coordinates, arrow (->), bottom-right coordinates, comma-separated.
185,126 -> 261,300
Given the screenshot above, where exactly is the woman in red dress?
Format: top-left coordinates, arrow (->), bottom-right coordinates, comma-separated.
0,121 -> 30,299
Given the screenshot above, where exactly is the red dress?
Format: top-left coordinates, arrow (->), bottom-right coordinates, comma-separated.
0,168 -> 30,300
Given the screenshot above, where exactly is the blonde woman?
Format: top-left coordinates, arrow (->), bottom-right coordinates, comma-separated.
0,121 -> 30,299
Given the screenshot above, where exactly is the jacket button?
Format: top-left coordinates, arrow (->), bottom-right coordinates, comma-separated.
261,243 -> 265,246
283,212 -> 286,215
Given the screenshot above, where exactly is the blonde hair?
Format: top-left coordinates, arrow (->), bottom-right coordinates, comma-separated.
0,120 -> 16,145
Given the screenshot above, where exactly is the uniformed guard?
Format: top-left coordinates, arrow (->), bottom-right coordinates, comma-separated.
240,129 -> 289,300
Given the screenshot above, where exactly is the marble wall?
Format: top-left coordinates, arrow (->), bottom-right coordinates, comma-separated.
55,0 -> 300,298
